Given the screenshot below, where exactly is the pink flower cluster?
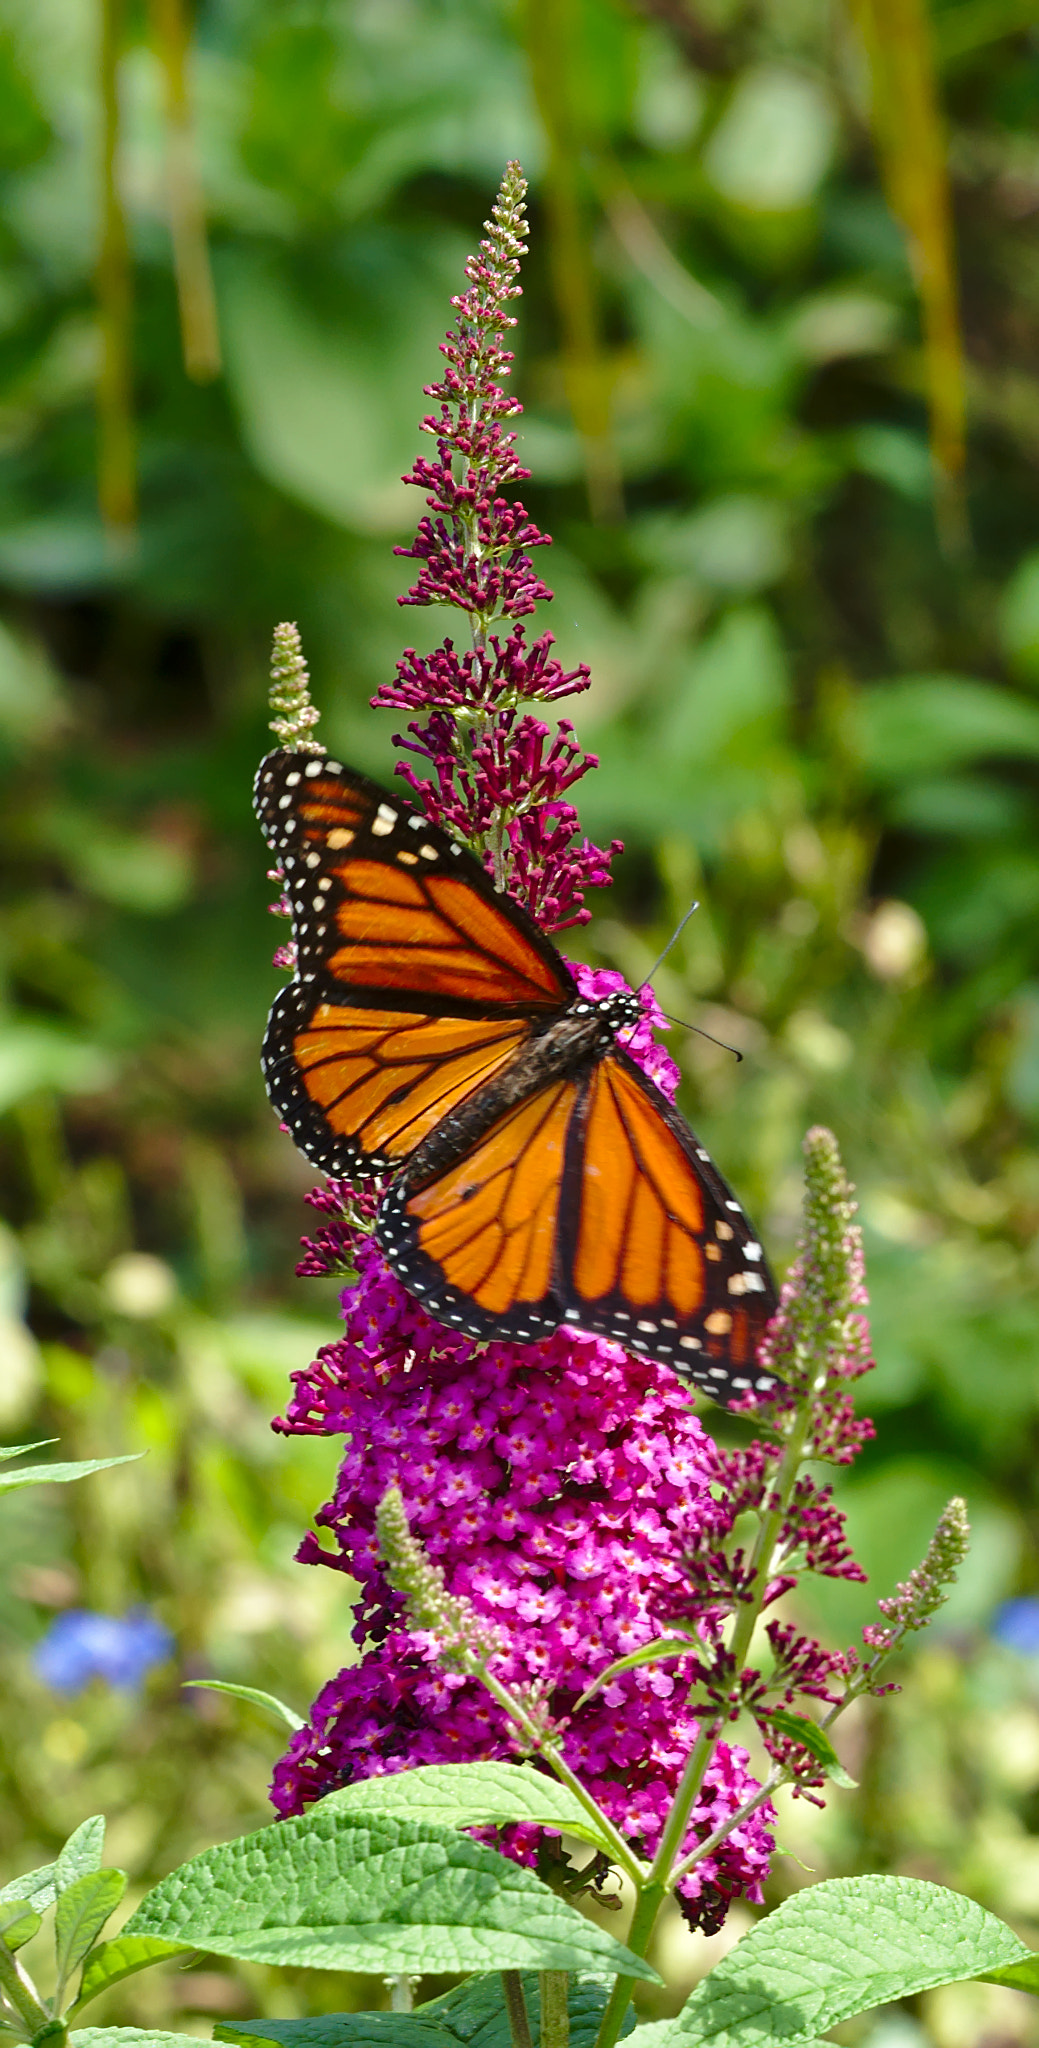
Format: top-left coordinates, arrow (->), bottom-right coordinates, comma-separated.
274,959 -> 776,1927
370,161 -> 618,931
272,1228 -> 774,1932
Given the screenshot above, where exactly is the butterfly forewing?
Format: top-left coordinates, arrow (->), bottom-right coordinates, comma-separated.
255,750 -> 575,1174
254,752 -> 572,1012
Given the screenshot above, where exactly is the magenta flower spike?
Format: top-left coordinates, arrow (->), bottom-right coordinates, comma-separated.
371,160 -> 621,931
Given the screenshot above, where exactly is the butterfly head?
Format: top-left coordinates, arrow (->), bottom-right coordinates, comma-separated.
595,986 -> 644,1039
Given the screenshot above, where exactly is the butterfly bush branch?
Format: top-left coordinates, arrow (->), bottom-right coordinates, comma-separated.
669,1495 -> 971,1892
593,1129 -> 888,2048
371,161 -> 619,929
823,1494 -> 970,1720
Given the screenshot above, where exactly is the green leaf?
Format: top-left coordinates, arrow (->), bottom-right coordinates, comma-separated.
321,1760 -> 614,1854
0,1439 -> 57,1460
0,1863 -> 61,1912
2,1825 -> 111,1944
421,1972 -> 632,2048
55,1821 -> 107,1891
182,1681 -> 305,1732
71,1936 -> 193,2016
983,1954 -> 1039,1994
218,1969 -> 631,2048
122,1808 -> 661,1981
55,1872 -> 127,1990
766,1711 -> 857,1788
73,2032 -> 215,2048
0,1454 -> 142,1493
1,1897 -> 41,1950
664,1876 -> 1031,2048
219,2021 -> 446,2048
572,1638 -> 697,1707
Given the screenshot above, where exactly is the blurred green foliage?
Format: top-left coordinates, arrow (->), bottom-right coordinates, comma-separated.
2,0 -> 1039,2039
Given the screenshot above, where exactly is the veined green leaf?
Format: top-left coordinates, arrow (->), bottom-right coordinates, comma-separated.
661,1876 -> 1031,2048
320,1759 -> 614,1854
1,1898 -> 41,1950
55,1871 -> 128,1992
71,1937 -> 192,2016
55,1821 -> 107,1892
122,1808 -> 660,1980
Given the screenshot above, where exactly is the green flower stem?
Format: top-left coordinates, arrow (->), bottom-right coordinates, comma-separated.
593,1391 -> 816,2048
501,1970 -> 534,2048
476,1666 -> 647,1886
671,1769 -> 783,1886
540,1970 -> 571,2048
0,1936 -> 50,2038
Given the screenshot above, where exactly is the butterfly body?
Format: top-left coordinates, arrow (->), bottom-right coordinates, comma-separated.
255,748 -> 780,1405
395,985 -> 639,1183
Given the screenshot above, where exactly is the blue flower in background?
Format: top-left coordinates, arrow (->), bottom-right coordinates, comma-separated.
992,1597 -> 1039,1657
33,1608 -> 173,1693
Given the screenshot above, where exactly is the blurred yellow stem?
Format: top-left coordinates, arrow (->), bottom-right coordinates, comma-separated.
852,0 -> 969,556
524,0 -> 623,523
98,0 -> 136,537
150,0 -> 221,381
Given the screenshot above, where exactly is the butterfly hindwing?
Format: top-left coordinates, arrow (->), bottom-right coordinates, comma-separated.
558,1049 -> 775,1401
377,1048 -> 778,1402
377,1081 -> 578,1340
262,984 -> 533,1176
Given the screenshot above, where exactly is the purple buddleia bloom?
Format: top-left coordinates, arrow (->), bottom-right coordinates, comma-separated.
34,1608 -> 172,1693
273,1189 -> 774,1933
265,166 -> 779,1931
264,167 -> 892,1928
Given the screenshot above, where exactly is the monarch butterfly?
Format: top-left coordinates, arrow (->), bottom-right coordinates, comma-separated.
255,749 -> 780,1407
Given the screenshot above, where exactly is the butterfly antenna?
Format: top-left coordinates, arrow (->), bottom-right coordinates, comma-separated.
661,1014 -> 744,1063
639,901 -> 700,991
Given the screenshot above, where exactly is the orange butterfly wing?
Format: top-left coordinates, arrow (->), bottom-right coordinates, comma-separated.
378,1048 -> 777,1402
254,751 -> 573,1176
257,749 -> 780,1403
379,1081 -> 578,1334
559,1050 -> 774,1395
